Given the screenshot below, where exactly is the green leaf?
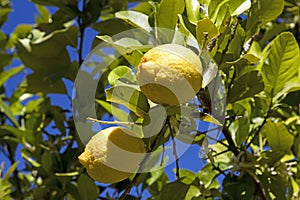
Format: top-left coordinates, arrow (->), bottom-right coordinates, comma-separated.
0,179 -> 11,200
227,71 -> 264,103
222,174 -> 255,200
159,181 -> 189,200
105,86 -> 150,118
225,54 -> 260,66
3,162 -> 18,180
156,0 -> 185,30
17,26 -> 78,93
115,10 -> 151,31
261,32 -> 300,100
196,18 -> 219,49
108,65 -> 136,86
197,163 -> 221,189
185,0 -> 201,25
0,66 -> 24,87
246,0 -> 284,37
96,99 -> 129,122
97,35 -> 149,68
0,98 -> 19,127
230,99 -> 251,146
143,105 -> 167,138
77,174 -> 99,200
262,121 -> 294,153
35,4 -> 51,24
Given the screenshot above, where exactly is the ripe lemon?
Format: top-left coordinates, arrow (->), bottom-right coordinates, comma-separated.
136,44 -> 203,105
78,126 -> 146,183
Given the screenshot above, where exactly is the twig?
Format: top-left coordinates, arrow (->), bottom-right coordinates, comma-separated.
222,126 -> 239,156
246,100 -> 273,148
118,173 -> 142,200
199,32 -> 209,57
219,20 -> 239,65
77,0 -> 87,65
118,123 -> 167,200
167,119 -> 180,179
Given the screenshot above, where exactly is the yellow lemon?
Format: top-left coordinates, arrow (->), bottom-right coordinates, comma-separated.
137,44 -> 203,105
78,126 -> 146,183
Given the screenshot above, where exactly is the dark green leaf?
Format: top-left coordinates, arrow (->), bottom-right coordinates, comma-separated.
77,174 -> 99,200
227,71 -> 264,103
159,181 -> 189,200
222,174 -> 255,200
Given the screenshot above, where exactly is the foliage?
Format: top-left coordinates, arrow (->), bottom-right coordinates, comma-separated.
0,0 -> 299,199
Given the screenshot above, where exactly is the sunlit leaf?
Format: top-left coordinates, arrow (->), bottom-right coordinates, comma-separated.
261,32 -> 300,100
196,18 -> 219,51
156,0 -> 185,30
262,121 -> 294,153
115,10 -> 151,32
108,65 -> 136,86
246,0 -> 284,37
185,0 -> 200,25
0,98 -> 19,127
105,86 -> 150,118
0,66 -> 24,87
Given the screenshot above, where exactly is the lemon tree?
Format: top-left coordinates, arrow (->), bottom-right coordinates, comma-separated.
0,0 -> 299,200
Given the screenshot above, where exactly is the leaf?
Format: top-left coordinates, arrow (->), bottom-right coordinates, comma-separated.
196,18 -> 219,49
3,162 -> 18,180
261,32 -> 300,100
0,179 -> 11,200
230,99 -> 251,146
105,86 -> 150,118
246,0 -> 284,37
0,98 -> 19,127
77,174 -> 99,200
97,35 -> 149,68
17,26 -> 78,93
222,174 -> 255,200
262,121 -> 294,153
159,181 -> 189,200
143,105 -> 167,138
96,99 -> 129,122
231,0 -> 251,16
227,71 -> 264,103
225,54 -> 260,66
185,0 -> 201,25
108,65 -> 136,86
156,0 -> 185,30
115,10 -> 151,32
35,4 -> 51,24
0,66 -> 24,87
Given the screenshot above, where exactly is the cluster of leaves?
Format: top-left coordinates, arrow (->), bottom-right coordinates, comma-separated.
0,0 -> 299,200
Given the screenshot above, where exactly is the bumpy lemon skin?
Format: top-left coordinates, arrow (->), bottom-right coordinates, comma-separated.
78,127 -> 146,183
136,44 -> 203,105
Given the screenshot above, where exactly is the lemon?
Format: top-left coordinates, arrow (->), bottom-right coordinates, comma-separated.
136,44 -> 203,105
78,126 -> 146,183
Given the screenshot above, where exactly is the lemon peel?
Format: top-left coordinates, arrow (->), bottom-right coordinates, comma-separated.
137,44 -> 203,105
78,126 -> 146,183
